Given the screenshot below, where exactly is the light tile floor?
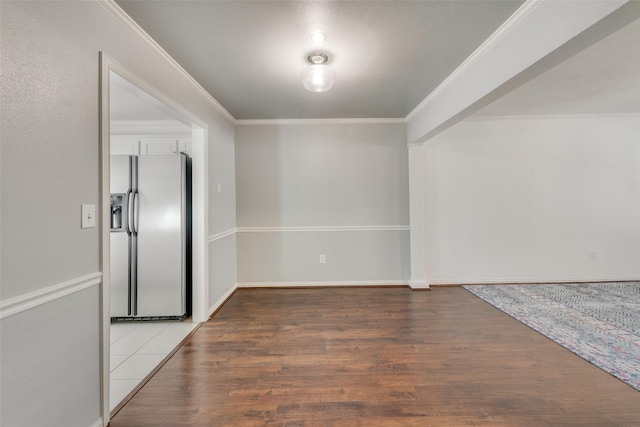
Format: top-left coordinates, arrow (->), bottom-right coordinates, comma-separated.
110,320 -> 199,410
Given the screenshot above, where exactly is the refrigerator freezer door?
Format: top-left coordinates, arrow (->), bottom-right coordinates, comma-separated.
110,232 -> 130,316
110,155 -> 132,317
136,154 -> 186,317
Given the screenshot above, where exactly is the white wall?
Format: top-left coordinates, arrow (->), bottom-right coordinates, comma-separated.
424,115 -> 640,284
0,2 -> 235,426
0,288 -> 101,427
235,122 -> 410,284
208,117 -> 237,307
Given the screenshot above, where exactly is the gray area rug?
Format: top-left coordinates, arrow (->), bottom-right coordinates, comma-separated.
463,282 -> 640,391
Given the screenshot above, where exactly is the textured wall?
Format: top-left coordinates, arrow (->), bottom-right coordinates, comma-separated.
0,288 -> 101,427
0,2 -> 236,426
235,122 -> 410,283
424,116 -> 640,284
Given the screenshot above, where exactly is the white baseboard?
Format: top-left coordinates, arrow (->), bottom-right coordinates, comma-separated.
237,280 -> 408,288
207,284 -> 238,319
430,276 -> 640,286
408,280 -> 430,290
0,272 -> 102,320
89,418 -> 103,427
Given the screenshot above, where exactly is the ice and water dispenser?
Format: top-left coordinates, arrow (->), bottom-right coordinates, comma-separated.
110,194 -> 127,231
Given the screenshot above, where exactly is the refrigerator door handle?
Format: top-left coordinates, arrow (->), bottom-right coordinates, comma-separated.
129,190 -> 139,316
131,231 -> 138,316
126,190 -> 134,235
125,189 -> 133,315
132,191 -> 139,234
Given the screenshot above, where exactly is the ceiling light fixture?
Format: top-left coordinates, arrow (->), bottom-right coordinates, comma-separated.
301,52 -> 335,92
309,31 -> 326,44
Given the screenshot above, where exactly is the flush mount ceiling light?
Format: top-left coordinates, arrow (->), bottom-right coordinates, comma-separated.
301,51 -> 336,92
309,31 -> 326,44
308,52 -> 328,65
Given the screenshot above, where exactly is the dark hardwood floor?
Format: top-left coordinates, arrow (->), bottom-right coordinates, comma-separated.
109,286 -> 640,426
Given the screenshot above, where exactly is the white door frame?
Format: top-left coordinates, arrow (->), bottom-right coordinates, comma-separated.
99,53 -> 209,425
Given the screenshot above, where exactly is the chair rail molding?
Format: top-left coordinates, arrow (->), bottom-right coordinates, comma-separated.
0,272 -> 103,320
236,226 -> 410,233
208,228 -> 237,243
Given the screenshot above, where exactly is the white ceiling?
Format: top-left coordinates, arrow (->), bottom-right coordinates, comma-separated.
115,0 -> 525,120
110,72 -> 192,134
110,74 -> 180,122
474,15 -> 640,117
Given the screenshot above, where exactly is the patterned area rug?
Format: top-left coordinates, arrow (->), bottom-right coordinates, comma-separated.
463,282 -> 640,391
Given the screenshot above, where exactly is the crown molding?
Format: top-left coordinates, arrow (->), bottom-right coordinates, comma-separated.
406,0 -> 543,122
96,0 -> 235,123
235,118 -> 407,126
110,120 -> 194,136
466,112 -> 640,121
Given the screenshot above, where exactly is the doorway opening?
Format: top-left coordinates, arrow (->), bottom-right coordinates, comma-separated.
99,53 -> 209,424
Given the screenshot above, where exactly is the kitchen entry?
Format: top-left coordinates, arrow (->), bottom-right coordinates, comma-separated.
109,71 -> 195,322
102,60 -> 208,418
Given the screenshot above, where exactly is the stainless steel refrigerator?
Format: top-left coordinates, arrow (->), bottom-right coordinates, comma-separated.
110,153 -> 191,321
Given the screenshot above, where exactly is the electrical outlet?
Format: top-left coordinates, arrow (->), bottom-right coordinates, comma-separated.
590,252 -> 597,261
319,254 -> 326,264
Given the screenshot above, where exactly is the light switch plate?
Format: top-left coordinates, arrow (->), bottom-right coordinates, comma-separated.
81,204 -> 96,229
